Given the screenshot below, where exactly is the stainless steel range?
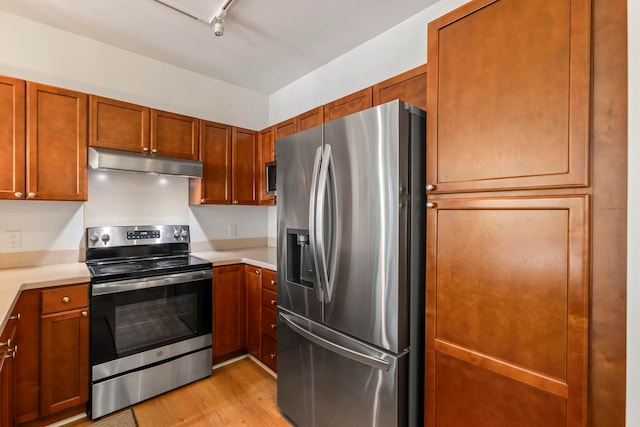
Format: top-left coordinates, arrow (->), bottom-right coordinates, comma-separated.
85,225 -> 213,420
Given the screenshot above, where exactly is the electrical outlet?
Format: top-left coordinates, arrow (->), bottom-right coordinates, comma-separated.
6,231 -> 21,249
228,224 -> 237,237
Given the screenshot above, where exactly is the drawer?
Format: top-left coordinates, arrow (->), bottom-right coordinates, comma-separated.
262,288 -> 277,309
261,334 -> 277,372
41,284 -> 88,315
262,307 -> 277,340
262,269 -> 277,292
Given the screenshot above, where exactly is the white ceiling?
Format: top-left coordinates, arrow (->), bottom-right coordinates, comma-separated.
0,0 -> 439,95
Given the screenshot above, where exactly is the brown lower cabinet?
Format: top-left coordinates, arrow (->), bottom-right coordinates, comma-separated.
213,265 -> 246,361
245,266 -> 262,357
39,285 -> 89,416
0,314 -> 17,427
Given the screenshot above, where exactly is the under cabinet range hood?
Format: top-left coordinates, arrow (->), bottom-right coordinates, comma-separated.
88,147 -> 203,178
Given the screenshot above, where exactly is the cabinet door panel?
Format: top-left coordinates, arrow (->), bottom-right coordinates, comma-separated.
245,266 -> 262,357
426,196 -> 589,426
232,127 -> 257,205
427,0 -> 590,192
261,335 -> 277,372
89,95 -> 149,153
373,64 -> 427,111
0,76 -> 25,200
40,308 -> 89,415
191,120 -> 232,204
14,290 -> 40,424
27,83 -> 87,201
257,128 -> 275,205
297,107 -> 324,132
213,265 -> 246,358
274,118 -> 297,140
323,87 -> 373,123
151,109 -> 199,160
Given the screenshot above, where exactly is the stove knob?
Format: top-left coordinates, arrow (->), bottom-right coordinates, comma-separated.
174,229 -> 181,239
181,230 -> 189,238
89,234 -> 99,244
101,234 -> 110,244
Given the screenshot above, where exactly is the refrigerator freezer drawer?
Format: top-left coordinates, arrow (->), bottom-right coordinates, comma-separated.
278,310 -> 408,427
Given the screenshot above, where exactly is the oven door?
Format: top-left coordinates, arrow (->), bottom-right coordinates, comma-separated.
90,270 -> 212,378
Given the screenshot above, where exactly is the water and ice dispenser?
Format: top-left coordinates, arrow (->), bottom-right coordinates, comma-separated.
286,229 -> 315,287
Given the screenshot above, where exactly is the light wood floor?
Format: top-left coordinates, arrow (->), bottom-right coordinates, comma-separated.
68,357 -> 291,427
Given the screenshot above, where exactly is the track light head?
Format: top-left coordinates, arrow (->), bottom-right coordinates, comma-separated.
213,17 -> 224,37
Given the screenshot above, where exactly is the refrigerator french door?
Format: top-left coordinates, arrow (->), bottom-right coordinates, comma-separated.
276,100 -> 426,427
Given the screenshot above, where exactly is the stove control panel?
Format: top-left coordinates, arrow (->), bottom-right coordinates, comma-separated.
86,225 -> 191,247
127,230 -> 161,240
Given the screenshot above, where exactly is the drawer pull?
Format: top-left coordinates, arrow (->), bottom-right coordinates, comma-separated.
270,280 -> 276,285
270,299 -> 277,306
270,323 -> 276,330
0,339 -> 11,348
4,344 -> 17,359
9,313 -> 20,321
62,296 -> 70,303
270,353 -> 276,360
81,311 -> 88,317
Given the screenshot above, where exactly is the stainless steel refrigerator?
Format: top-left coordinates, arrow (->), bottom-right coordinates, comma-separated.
275,100 -> 425,427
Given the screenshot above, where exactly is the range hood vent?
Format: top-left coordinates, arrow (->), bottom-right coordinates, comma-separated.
88,147 -> 203,178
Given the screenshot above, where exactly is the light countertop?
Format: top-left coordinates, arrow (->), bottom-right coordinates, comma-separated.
0,246 -> 276,333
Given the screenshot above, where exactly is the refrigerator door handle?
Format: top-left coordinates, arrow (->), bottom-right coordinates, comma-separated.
323,146 -> 339,302
309,145 -> 324,302
316,144 -> 338,303
280,312 -> 391,371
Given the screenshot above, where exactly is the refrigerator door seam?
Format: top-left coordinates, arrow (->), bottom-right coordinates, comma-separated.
280,312 -> 391,371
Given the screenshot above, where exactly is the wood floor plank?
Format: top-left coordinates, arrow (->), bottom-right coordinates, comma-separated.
66,358 -> 290,427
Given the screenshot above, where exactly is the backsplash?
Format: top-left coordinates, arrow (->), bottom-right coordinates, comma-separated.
0,170 -> 272,266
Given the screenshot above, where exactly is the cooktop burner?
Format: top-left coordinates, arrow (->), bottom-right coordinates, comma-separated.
98,264 -> 143,274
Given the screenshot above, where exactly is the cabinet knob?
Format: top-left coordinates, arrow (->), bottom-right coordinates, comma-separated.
0,339 -> 11,348
14,192 -> 23,198
27,192 -> 36,199
3,344 -> 17,359
233,200 -> 239,205
201,199 -> 205,203
270,299 -> 277,306
255,270 -> 261,275
270,353 -> 276,360
62,296 -> 70,303
151,149 -> 158,153
81,311 -> 88,317
270,280 -> 276,285
9,313 -> 20,321
426,184 -> 436,192
270,323 -> 276,330
426,202 -> 437,209
143,147 -> 150,152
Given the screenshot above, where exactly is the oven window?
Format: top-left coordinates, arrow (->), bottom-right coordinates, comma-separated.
114,294 -> 197,354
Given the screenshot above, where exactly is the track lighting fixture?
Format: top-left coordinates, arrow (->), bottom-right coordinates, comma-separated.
213,16 -> 225,37
154,0 -> 238,38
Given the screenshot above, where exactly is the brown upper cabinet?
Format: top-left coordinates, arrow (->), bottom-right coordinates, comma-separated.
90,95 -> 199,161
190,120 -> 232,205
26,83 -> 88,201
297,106 -> 324,132
373,64 -> 427,111
89,96 -> 149,153
257,127 -> 275,205
323,87 -> 373,122
426,0 -> 591,194
274,118 -> 297,140
0,76 -> 26,200
150,109 -> 199,160
1,79 -> 87,201
231,127 -> 258,205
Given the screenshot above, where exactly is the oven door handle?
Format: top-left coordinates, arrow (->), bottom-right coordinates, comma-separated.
92,270 -> 212,296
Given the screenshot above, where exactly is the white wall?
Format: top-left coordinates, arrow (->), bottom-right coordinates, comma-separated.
628,0 -> 639,423
268,0 -> 470,123
0,11 -> 271,254
0,11 -> 268,130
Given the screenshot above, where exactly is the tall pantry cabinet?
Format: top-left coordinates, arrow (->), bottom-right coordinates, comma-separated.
425,0 -> 591,426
